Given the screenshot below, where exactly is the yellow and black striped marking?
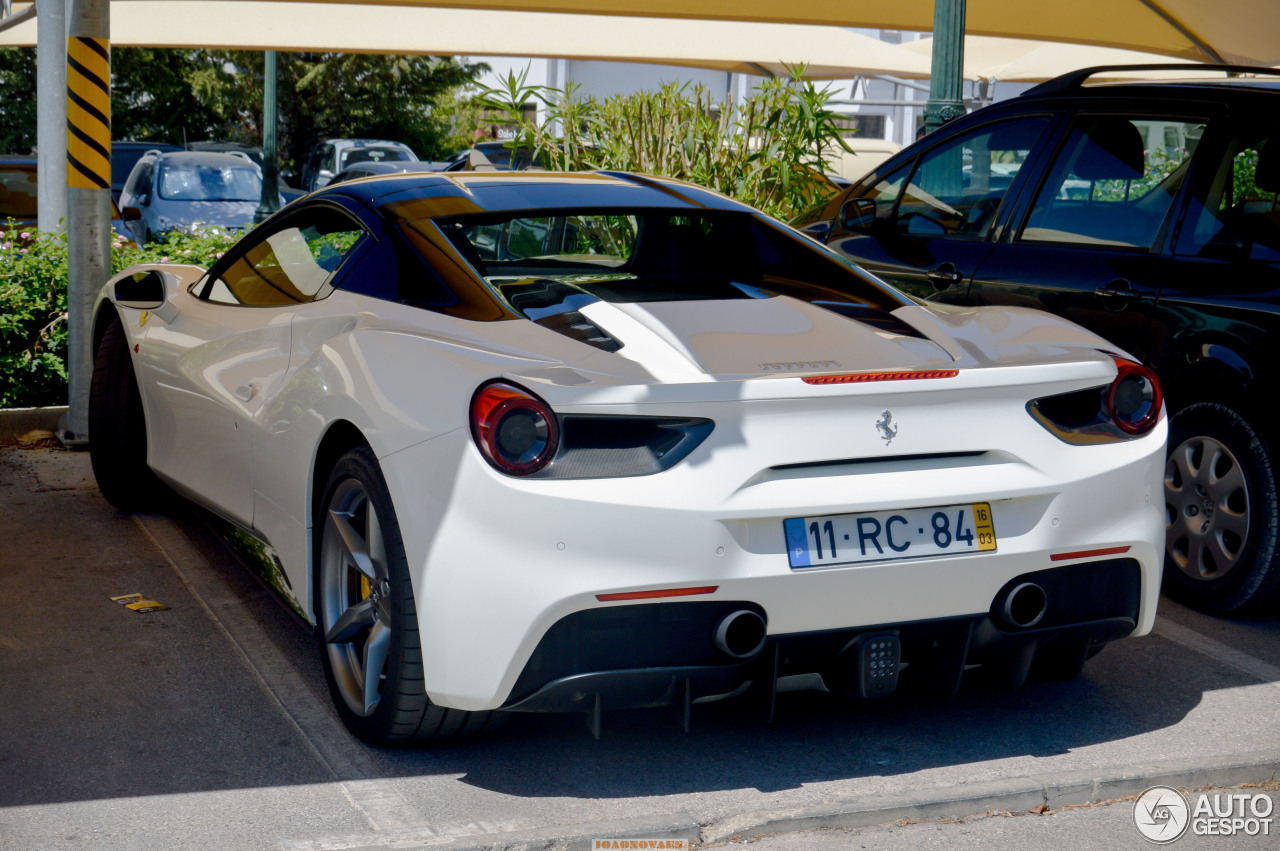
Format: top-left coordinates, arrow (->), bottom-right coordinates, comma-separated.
66,36 -> 111,190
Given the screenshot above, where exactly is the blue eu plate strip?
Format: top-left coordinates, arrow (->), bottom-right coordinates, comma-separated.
784,518 -> 810,568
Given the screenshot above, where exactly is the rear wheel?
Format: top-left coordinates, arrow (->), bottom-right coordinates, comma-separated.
88,314 -> 165,511
315,446 -> 499,745
1163,403 -> 1280,615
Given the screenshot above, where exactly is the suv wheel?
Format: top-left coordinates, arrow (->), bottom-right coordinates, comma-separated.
1163,403 -> 1280,614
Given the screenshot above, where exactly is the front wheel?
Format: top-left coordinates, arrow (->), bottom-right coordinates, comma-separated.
88,314 -> 165,511
1163,403 -> 1280,615
315,446 -> 499,745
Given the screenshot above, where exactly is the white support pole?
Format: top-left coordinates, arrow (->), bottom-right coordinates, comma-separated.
63,0 -> 110,443
36,0 -> 68,233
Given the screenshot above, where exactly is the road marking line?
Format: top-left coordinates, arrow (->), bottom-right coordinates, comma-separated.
1153,618 -> 1280,685
134,513 -> 425,831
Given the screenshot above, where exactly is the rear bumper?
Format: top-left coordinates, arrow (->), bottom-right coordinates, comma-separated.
381,405 -> 1164,711
503,558 -> 1142,713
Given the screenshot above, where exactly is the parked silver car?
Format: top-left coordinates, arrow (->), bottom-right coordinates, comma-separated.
300,139 -> 418,192
118,150 -> 275,243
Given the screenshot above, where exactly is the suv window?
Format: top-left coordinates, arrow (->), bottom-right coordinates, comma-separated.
1021,116 -> 1204,249
895,117 -> 1048,239
1178,125 -> 1280,262
202,209 -> 365,306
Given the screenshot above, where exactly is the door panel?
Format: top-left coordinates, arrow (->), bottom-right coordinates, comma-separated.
140,295 -> 293,525
969,245 -> 1167,359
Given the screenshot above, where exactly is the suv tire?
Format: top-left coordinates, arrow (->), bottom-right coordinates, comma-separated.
1163,402 -> 1280,614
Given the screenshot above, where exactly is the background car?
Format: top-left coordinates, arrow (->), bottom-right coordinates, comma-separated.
327,160 -> 453,185
441,141 -> 538,172
111,140 -> 184,204
797,65 -> 1280,615
90,171 -> 1165,746
118,150 -> 280,243
2,154 -> 138,242
186,141 -> 265,169
300,139 -> 417,191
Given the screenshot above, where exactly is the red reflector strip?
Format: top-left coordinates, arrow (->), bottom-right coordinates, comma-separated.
596,586 -> 719,602
1050,546 -> 1131,562
802,369 -> 960,385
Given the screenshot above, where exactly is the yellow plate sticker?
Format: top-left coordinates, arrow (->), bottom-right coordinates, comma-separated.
973,502 -> 997,551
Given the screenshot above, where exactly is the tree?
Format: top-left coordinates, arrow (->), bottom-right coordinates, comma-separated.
0,48 -> 37,154
1,46 -> 486,172
111,48 -> 225,144
189,51 -> 489,173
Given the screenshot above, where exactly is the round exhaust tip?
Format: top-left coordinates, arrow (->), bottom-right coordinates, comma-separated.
1002,582 -> 1048,628
714,610 -> 767,658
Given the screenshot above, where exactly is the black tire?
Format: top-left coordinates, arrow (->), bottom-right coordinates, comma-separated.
88,314 -> 165,511
1163,402 -> 1280,615
314,446 -> 500,745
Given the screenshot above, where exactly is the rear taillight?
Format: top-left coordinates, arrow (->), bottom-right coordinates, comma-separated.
1107,358 -> 1161,435
1027,354 -> 1163,445
470,382 -> 559,476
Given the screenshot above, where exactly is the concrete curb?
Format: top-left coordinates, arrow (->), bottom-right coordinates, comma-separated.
696,749 -> 1280,844
342,750 -> 1280,850
0,406 -> 67,441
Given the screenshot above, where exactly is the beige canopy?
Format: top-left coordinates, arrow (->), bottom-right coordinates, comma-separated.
6,0 -> 1275,69
0,1 -> 933,78
194,0 -> 1280,66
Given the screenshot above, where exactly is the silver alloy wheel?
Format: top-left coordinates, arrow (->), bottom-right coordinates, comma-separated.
1165,435 -> 1251,581
318,477 -> 393,717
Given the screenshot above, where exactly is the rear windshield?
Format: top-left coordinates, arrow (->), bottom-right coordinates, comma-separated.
431,209 -> 909,313
159,164 -> 262,201
341,147 -> 411,169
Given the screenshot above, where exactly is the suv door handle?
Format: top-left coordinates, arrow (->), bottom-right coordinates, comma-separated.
1094,278 -> 1144,311
924,263 -> 964,290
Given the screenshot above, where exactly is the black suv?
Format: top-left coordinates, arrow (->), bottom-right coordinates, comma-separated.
796,66 -> 1280,615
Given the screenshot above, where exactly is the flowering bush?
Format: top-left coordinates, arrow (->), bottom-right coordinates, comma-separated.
0,222 -> 242,408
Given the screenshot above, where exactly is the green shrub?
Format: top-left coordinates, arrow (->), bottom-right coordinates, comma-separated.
0,223 -> 241,408
477,67 -> 850,221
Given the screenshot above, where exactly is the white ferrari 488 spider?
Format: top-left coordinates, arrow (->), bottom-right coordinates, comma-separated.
90,171 -> 1166,745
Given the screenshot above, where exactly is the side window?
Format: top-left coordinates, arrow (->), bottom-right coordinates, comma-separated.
129,163 -> 153,201
1177,125 -> 1280,262
1021,116 -> 1204,249
858,163 -> 912,224
895,117 -> 1048,239
202,209 -> 365,306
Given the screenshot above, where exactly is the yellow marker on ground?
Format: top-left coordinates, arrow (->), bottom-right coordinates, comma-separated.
109,593 -> 169,613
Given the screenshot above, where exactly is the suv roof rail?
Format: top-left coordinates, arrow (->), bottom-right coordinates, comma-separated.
142,148 -> 167,159
227,151 -> 256,164
1025,64 -> 1280,96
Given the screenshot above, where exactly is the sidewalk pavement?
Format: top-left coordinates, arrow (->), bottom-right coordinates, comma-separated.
1,440 -> 1279,850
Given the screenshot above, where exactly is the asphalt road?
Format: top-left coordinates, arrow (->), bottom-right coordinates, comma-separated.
2,443 -> 1280,850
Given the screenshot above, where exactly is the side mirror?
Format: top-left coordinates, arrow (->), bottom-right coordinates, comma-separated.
121,206 -> 142,221
799,221 -> 831,240
110,270 -> 167,310
839,198 -> 880,232
318,169 -> 334,179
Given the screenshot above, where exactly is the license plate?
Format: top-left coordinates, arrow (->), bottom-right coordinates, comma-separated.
784,502 -> 996,569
